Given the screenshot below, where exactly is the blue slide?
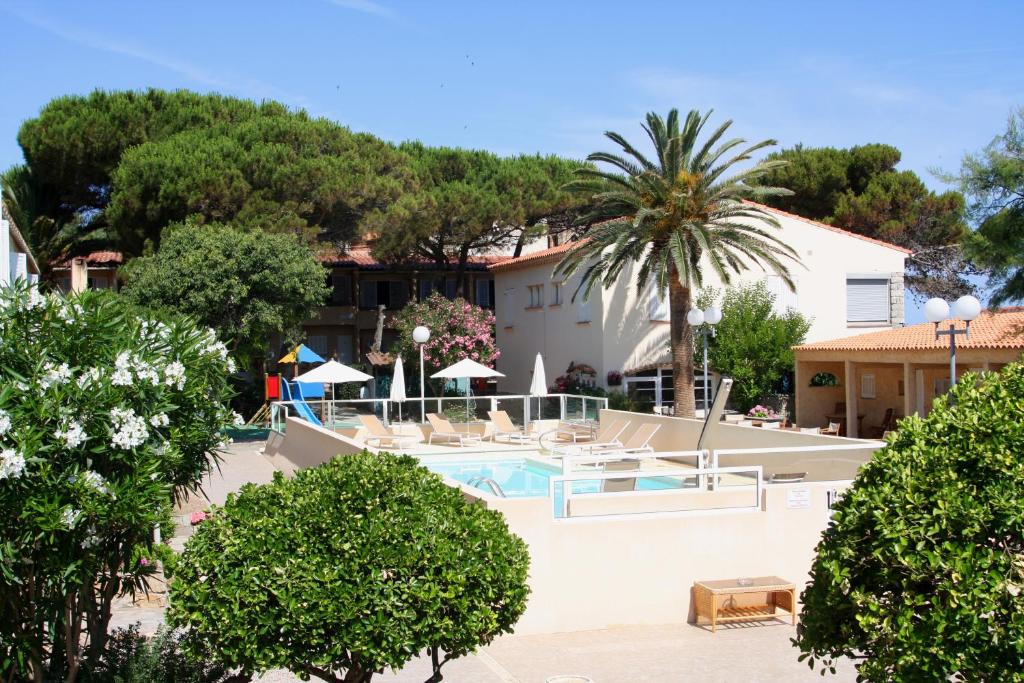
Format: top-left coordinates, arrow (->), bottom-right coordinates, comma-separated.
281,379 -> 322,427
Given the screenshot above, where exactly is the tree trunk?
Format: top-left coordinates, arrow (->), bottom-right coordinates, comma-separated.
454,244 -> 470,298
668,273 -> 697,418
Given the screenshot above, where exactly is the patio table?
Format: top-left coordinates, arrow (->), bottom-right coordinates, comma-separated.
693,576 -> 796,632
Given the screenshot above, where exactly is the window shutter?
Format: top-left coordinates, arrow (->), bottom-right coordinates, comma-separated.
846,277 -> 890,323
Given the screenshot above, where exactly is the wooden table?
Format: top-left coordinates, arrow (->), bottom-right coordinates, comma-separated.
693,576 -> 797,632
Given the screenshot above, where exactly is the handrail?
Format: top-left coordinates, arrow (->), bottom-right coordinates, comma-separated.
547,464 -> 763,521
466,476 -> 507,497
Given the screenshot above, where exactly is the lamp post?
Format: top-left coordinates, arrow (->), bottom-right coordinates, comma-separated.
924,295 -> 982,388
412,325 -> 431,421
687,306 -> 722,415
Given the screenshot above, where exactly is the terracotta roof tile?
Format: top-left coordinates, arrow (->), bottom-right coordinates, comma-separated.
51,251 -> 124,268
317,244 -> 502,270
488,239 -> 586,272
795,309 -> 1024,352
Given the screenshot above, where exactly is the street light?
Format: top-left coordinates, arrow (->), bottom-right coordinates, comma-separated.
924,295 -> 981,387
412,325 -> 431,421
688,306 -> 722,415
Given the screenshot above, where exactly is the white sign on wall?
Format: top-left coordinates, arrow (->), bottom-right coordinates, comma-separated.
787,489 -> 811,509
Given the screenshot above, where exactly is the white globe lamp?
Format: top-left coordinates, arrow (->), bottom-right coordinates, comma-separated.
704,306 -> 722,326
951,295 -> 981,322
924,297 -> 950,324
686,308 -> 705,326
412,326 -> 431,344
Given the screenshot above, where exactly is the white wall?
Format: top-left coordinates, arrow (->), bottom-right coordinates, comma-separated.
493,209 -> 908,391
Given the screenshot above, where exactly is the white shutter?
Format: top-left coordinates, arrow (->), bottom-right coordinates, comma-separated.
846,277 -> 890,323
502,288 -> 515,326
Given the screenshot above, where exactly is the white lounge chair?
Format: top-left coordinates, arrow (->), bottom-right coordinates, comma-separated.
572,423 -> 661,460
487,410 -> 535,444
357,414 -> 418,451
602,459 -> 640,493
551,419 -> 630,456
426,413 -> 483,447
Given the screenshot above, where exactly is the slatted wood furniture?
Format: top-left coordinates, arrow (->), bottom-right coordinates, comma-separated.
693,576 -> 797,632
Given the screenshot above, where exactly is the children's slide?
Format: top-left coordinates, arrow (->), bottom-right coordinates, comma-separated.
280,379 -> 322,427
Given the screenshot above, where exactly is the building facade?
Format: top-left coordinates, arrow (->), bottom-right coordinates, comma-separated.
490,203 -> 910,408
1,203 -> 40,286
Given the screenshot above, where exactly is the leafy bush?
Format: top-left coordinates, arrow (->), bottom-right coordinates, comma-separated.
808,371 -> 838,387
87,624 -> 231,683
168,452 -> 531,683
606,390 -> 640,413
0,282 -> 237,682
695,283 -> 811,412
796,361 -> 1024,681
389,293 -> 499,394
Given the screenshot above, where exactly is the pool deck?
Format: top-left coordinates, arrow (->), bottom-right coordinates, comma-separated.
110,442 -> 857,683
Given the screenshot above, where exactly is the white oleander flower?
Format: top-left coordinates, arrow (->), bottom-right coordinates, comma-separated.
61,507 -> 80,528
149,413 -> 170,428
56,421 -> 87,449
77,367 -> 103,389
78,470 -> 109,495
0,409 -> 10,436
164,361 -> 186,390
136,365 -> 160,386
226,357 -> 237,374
204,340 -> 229,360
40,362 -> 72,390
110,407 -> 149,450
0,448 -> 26,480
26,287 -> 44,310
232,411 -> 245,427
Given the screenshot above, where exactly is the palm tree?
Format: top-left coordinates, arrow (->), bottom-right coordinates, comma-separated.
554,109 -> 801,418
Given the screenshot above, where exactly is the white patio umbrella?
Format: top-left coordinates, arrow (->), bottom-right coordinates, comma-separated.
390,356 -> 407,423
432,357 -> 505,419
529,353 -> 547,421
296,360 -> 373,425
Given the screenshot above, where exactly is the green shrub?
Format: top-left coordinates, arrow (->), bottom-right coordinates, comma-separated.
87,624 -> 230,683
607,390 -> 639,412
796,361 -> 1024,681
0,282 -> 237,682
168,452 -> 531,683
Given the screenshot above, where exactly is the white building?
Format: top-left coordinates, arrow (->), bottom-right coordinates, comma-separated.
490,202 -> 910,407
1,202 -> 40,286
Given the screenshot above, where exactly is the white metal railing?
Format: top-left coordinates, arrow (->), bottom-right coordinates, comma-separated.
547,463 -> 763,521
268,393 -> 609,433
708,442 -> 881,487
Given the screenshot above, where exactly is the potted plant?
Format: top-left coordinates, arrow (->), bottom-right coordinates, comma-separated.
606,370 -> 623,387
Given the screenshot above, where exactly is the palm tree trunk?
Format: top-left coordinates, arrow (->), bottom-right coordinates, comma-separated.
668,273 -> 697,418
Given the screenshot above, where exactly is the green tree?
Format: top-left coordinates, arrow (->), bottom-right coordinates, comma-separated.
120,222 -> 329,372
950,107 -> 1024,305
11,89 -> 412,262
695,282 -> 811,412
0,282 -> 237,682
796,361 -> 1024,681
760,143 -> 973,299
554,108 -> 800,418
367,144 -> 583,294
168,452 -> 530,683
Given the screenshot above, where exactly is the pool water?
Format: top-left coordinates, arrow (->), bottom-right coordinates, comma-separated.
424,458 -> 682,504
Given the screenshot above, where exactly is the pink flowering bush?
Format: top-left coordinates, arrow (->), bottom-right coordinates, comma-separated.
747,404 -> 778,419
390,293 -> 499,389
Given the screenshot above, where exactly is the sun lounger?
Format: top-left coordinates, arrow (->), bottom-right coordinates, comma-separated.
602,459 -> 640,493
551,418 -> 630,455
579,423 -> 660,457
487,410 -> 535,444
357,414 -> 418,450
426,413 -> 483,447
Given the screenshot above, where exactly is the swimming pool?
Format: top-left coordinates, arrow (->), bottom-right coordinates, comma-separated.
423,457 -> 682,502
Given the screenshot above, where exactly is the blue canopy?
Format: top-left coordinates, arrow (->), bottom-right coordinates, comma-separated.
278,344 -> 326,364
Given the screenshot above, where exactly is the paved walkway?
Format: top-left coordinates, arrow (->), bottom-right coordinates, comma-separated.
109,442 -> 857,683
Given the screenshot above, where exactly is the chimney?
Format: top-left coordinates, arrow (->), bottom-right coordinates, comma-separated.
70,257 -> 88,293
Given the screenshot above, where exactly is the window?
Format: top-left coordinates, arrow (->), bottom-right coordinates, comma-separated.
577,294 -> 592,323
847,275 -> 890,324
649,286 -> 669,321
860,373 -> 876,399
336,334 -> 354,364
501,288 -> 516,326
444,278 -> 457,300
360,280 -> 409,310
359,280 -> 378,309
419,278 -> 439,301
307,335 -> 328,357
475,278 -> 494,309
551,282 -> 563,306
330,273 -> 352,305
764,274 -> 799,315
527,284 -> 544,308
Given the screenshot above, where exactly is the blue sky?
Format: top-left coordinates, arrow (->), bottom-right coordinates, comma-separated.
1,0 -> 1021,320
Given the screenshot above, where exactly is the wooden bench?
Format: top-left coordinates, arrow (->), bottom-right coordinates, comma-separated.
693,576 -> 797,632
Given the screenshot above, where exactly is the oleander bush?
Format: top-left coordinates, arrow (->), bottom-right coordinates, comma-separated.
0,281 -> 237,682
87,624 -> 231,683
168,452 -> 531,683
796,360 -> 1024,681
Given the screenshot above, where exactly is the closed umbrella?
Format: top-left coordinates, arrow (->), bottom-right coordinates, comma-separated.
432,358 -> 505,419
529,353 -> 547,421
390,356 -> 407,423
